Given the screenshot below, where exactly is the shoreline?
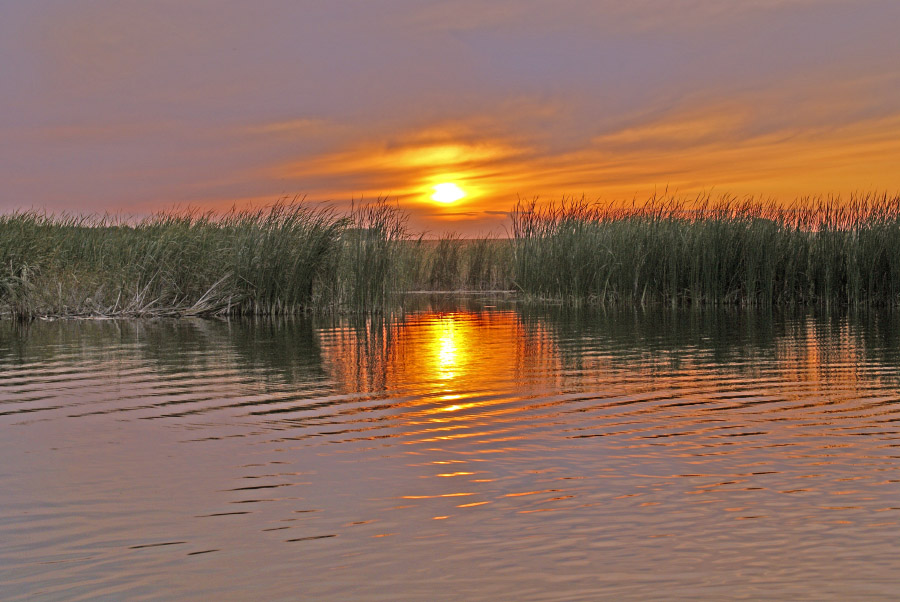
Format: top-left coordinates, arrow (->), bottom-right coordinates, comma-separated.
6,195 -> 900,319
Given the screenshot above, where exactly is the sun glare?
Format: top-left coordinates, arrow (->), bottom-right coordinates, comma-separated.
431,182 -> 466,204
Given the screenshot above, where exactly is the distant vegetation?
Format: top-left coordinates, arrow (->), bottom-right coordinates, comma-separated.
3,193 -> 900,318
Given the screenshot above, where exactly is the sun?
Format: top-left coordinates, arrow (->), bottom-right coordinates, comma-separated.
431,182 -> 466,204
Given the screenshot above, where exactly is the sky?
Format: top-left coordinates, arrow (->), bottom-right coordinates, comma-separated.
2,0 -> 900,234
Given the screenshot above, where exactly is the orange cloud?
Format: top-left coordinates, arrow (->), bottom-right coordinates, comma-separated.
262,105 -> 900,235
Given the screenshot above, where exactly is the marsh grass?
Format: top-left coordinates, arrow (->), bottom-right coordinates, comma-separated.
0,202 -> 393,318
400,236 -> 514,292
338,201 -> 409,311
5,193 -> 900,318
0,199 -> 518,319
511,193 -> 900,306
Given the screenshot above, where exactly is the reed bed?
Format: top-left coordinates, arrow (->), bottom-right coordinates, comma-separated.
5,193 -> 900,318
0,201 -> 414,319
510,193 -> 900,306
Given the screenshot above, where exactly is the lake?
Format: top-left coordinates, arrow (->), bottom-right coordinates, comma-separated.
2,300 -> 899,600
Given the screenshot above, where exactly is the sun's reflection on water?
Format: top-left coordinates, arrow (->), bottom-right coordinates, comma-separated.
321,308 -> 548,405
318,307 -> 554,520
435,317 -> 460,381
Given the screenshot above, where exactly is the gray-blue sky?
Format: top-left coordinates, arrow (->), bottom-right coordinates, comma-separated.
2,0 -> 899,232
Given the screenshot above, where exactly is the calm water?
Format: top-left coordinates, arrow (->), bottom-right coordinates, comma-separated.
2,301 -> 899,601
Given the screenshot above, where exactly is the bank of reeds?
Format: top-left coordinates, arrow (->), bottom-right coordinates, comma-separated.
6,193 -> 900,318
510,193 -> 900,306
0,201 -> 417,319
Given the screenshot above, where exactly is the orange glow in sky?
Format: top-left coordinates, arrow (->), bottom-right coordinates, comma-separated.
2,2 -> 900,234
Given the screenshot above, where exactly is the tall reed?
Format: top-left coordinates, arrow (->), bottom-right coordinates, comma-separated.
510,193 -> 900,306
0,203 -> 357,318
338,200 -> 408,311
401,236 -> 514,292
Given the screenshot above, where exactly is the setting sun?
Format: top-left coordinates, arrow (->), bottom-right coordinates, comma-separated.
431,182 -> 466,204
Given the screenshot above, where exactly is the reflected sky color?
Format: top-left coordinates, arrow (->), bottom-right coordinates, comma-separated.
2,1 -> 900,233
2,307 -> 900,599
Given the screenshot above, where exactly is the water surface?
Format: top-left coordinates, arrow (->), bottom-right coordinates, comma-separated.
2,303 -> 899,600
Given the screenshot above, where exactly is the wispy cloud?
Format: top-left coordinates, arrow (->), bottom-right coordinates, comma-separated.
242,118 -> 334,136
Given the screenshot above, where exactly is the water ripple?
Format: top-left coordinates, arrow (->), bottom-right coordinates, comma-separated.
1,309 -> 899,600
